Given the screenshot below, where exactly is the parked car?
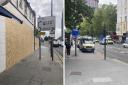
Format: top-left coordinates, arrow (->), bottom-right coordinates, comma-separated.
107,38 -> 114,44
78,38 -> 95,53
53,40 -> 60,47
123,40 -> 128,48
100,38 -> 114,45
59,40 -> 63,47
93,38 -> 99,43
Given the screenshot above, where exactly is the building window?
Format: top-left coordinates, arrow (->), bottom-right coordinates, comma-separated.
29,10 -> 31,20
19,0 -> 23,9
16,0 -> 18,7
25,4 -> 27,15
125,16 -> 127,22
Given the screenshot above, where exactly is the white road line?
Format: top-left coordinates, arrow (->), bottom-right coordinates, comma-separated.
92,77 -> 112,83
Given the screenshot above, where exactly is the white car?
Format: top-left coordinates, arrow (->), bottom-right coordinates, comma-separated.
79,39 -> 95,53
123,41 -> 128,48
53,40 -> 60,47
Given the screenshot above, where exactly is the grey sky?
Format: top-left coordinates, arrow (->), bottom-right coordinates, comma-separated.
28,0 -> 63,38
99,0 -> 117,4
28,0 -> 117,38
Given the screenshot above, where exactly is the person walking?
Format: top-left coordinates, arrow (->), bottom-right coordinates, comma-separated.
65,42 -> 71,55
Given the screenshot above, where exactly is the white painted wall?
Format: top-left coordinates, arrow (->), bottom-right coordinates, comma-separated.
0,16 -> 6,73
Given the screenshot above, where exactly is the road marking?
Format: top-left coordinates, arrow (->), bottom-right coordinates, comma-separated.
70,71 -> 82,76
92,77 -> 112,83
120,51 -> 128,54
54,50 -> 63,64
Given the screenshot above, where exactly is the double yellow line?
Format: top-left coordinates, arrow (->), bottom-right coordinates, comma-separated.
54,50 -> 63,64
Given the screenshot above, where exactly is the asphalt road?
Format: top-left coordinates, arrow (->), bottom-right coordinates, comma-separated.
96,43 -> 128,64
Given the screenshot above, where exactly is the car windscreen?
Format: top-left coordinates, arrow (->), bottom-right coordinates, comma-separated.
81,40 -> 93,44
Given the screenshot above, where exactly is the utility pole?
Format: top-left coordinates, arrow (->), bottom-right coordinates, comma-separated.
74,0 -> 77,56
61,12 -> 64,41
50,0 -> 54,61
34,13 -> 36,51
38,20 -> 42,60
103,25 -> 107,60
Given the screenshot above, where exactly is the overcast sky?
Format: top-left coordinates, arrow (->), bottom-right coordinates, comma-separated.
99,0 -> 117,4
28,0 -> 63,38
28,0 -> 117,38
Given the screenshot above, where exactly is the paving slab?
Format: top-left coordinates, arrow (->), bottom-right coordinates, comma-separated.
66,46 -> 128,85
0,44 -> 63,85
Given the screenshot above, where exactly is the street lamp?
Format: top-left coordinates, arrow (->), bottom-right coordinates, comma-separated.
50,0 -> 54,61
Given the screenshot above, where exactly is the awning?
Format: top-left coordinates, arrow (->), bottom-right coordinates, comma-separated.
0,6 -> 23,24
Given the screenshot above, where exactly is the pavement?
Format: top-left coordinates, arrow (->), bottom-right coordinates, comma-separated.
65,45 -> 128,85
0,43 -> 63,85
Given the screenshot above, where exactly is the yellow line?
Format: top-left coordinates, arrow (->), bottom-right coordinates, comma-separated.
54,50 -> 63,64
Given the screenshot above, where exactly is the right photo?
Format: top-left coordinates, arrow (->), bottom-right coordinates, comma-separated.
65,0 -> 128,85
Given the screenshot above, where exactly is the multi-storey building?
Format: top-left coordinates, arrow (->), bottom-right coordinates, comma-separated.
85,0 -> 99,9
117,0 -> 128,38
0,0 -> 39,73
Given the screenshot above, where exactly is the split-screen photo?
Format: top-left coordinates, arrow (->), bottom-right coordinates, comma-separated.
1,0 -> 128,85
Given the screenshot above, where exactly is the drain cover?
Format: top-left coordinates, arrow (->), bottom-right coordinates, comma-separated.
70,71 -> 82,76
92,77 -> 112,83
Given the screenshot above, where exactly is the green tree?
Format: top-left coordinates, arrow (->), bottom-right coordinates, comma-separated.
65,0 -> 94,29
79,19 -> 90,36
92,4 -> 117,37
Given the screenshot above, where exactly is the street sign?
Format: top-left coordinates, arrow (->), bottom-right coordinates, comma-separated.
0,0 -> 9,6
38,16 -> 55,31
39,32 -> 45,35
72,28 -> 80,39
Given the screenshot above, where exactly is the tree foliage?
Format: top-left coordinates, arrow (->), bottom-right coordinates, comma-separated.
79,19 -> 90,36
92,4 -> 117,37
65,0 -> 94,29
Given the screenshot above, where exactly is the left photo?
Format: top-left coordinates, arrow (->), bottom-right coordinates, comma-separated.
0,0 -> 63,85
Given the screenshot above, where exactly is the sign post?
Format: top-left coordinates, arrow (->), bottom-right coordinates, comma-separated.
38,16 -> 55,61
39,32 -> 46,35
103,29 -> 107,60
38,21 -> 42,60
72,28 -> 79,56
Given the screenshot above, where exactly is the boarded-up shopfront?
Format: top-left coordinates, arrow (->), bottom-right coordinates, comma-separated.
0,0 -> 39,73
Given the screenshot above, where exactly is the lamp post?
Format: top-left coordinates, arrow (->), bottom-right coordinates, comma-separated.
38,21 -> 42,60
103,23 -> 107,60
71,0 -> 77,56
50,0 -> 54,61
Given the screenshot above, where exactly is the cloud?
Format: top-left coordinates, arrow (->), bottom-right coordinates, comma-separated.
28,0 -> 63,38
